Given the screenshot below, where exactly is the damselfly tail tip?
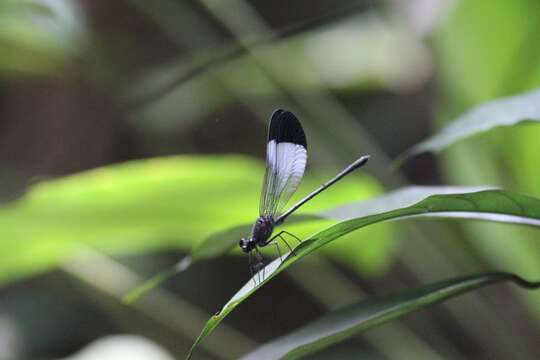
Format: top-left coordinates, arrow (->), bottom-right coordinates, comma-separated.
353,155 -> 370,168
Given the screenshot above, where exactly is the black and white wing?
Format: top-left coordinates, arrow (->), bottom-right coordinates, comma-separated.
259,109 -> 308,218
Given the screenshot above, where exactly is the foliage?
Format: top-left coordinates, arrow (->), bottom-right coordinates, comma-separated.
3,0 -> 540,359
187,190 -> 540,358
0,155 -> 382,285
242,272 -> 540,360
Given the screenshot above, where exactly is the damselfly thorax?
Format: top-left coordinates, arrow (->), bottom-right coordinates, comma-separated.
239,216 -> 274,253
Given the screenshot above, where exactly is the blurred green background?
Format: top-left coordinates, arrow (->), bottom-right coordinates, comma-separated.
1,0 -> 540,358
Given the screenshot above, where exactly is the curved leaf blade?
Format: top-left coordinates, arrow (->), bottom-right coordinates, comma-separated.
187,189 -> 540,359
401,87 -> 540,159
242,272 -> 540,360
192,186 -> 491,265
323,185 -> 496,220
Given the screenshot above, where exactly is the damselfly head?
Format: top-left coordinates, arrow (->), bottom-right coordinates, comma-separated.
239,237 -> 254,253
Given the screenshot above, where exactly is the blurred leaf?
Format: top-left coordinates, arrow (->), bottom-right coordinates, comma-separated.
187,189 -> 540,358
435,0 -> 540,105
0,155 -> 380,286
241,272 -> 540,360
125,1 -> 371,109
401,87 -> 540,159
0,0 -> 87,76
433,0 -> 540,191
129,13 -> 430,131
0,156 -> 258,284
434,0 -> 540,321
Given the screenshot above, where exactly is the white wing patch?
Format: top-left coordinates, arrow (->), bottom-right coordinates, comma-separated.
260,140 -> 307,216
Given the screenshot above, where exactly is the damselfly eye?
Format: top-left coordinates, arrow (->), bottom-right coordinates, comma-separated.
239,238 -> 247,248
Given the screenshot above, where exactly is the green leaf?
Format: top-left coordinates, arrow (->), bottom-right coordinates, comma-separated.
195,185 -> 490,262
241,272 -> 540,360
0,155 -> 265,284
0,0 -> 88,76
401,87 -> 540,159
434,0 -> 540,105
323,185 -> 495,220
127,186 -> 485,303
0,155 -> 380,287
129,12 -> 430,131
187,189 -> 540,359
431,0 -> 540,323
0,156 -> 270,281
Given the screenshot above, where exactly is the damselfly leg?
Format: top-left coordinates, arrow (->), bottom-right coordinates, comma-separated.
248,248 -> 266,285
272,242 -> 283,263
269,230 -> 302,256
248,251 -> 255,283
280,230 -> 302,244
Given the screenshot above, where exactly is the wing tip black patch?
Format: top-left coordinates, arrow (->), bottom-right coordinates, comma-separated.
268,109 -> 307,149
